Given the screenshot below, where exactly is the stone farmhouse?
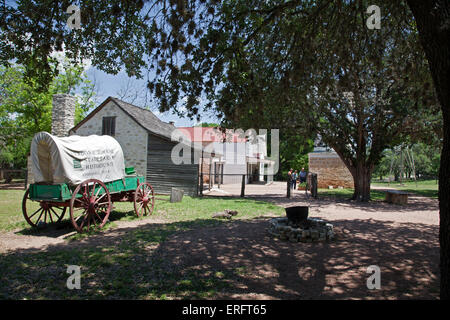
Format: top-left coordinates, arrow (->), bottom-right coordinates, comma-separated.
70,96 -> 212,196
30,95 -> 275,195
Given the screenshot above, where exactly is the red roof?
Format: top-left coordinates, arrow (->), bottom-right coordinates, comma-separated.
177,127 -> 247,143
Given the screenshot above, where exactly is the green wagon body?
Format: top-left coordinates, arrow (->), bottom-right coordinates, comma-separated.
22,166 -> 155,233
28,174 -> 145,202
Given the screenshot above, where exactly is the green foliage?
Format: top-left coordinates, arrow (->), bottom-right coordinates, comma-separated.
194,122 -> 219,127
371,179 -> 438,199
0,0 -> 442,201
279,136 -> 312,177
0,61 -> 95,168
373,143 -> 441,181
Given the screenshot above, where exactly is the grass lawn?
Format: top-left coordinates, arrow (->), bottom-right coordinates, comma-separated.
0,190 -> 284,299
0,189 -> 31,231
317,188 -> 386,201
317,179 -> 438,200
372,179 -> 438,199
0,190 -> 284,232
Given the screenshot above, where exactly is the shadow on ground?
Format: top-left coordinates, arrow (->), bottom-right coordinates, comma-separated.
0,215 -> 439,300
237,193 -> 439,213
15,209 -> 139,238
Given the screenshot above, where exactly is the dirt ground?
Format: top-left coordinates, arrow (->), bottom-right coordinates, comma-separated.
0,187 -> 440,299
156,193 -> 439,299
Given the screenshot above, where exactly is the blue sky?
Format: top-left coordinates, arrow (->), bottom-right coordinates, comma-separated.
85,67 -> 219,128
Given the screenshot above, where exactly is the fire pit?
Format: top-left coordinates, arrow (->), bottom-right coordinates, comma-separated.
267,206 -> 334,242
285,206 -> 309,226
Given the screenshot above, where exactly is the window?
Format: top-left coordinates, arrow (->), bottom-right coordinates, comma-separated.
102,117 -> 116,136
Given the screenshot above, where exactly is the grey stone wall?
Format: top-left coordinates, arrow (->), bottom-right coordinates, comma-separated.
52,94 -> 76,137
72,101 -> 148,176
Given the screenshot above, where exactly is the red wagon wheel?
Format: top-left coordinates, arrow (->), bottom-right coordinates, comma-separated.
134,182 -> 155,217
22,188 -> 66,228
70,179 -> 111,233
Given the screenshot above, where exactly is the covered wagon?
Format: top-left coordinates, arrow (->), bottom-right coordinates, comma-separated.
23,132 -> 155,233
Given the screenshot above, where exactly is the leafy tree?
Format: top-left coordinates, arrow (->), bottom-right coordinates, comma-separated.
0,61 -> 95,168
194,122 -> 220,127
1,0 -> 449,299
372,149 -> 393,181
405,0 -> 450,299
373,143 -> 441,181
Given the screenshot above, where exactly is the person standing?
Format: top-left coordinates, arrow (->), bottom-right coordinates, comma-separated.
292,170 -> 298,190
299,168 -> 307,184
287,169 -> 293,183
286,169 -> 293,197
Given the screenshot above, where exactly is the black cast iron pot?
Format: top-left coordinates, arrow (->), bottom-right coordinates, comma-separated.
285,206 -> 309,225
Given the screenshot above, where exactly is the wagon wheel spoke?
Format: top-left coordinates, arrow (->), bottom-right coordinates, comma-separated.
90,182 -> 97,198
75,212 -> 87,223
35,209 -> 45,225
97,207 -> 109,216
70,179 -> 111,233
94,191 -> 103,203
48,209 -> 54,223
134,182 -> 155,217
136,202 -> 144,216
79,214 -> 87,230
97,201 -> 109,209
95,185 -> 104,199
94,211 -> 103,224
28,207 -> 43,220
87,213 -> 91,231
49,207 -> 62,221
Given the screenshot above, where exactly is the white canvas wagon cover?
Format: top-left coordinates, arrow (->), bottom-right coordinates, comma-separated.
31,132 -> 126,185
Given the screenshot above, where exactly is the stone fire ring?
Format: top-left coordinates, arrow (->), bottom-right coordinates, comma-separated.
267,217 -> 335,243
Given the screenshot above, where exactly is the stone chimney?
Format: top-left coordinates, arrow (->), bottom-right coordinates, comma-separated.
27,94 -> 76,186
51,94 -> 76,137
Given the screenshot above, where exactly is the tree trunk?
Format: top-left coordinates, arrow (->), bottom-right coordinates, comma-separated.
350,163 -> 372,202
407,0 -> 450,300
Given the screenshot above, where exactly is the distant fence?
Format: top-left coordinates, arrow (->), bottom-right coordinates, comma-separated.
0,169 -> 27,189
